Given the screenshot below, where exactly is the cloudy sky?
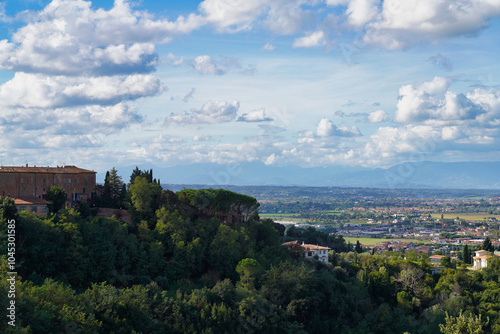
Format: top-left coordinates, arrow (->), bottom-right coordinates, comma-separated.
1,0 -> 500,181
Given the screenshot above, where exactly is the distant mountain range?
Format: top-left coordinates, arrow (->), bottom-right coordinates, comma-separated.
148,161 -> 500,189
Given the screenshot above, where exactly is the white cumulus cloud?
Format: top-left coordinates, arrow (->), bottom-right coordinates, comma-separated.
363,0 -> 500,50
0,72 -> 162,108
199,0 -> 269,32
292,30 -> 326,48
368,110 -> 389,123
316,118 -> 361,137
394,76 -> 500,126
237,108 -> 273,122
0,0 -> 204,75
166,100 -> 240,124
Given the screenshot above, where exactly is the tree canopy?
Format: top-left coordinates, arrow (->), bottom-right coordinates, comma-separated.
2,171 -> 499,333
47,186 -> 66,213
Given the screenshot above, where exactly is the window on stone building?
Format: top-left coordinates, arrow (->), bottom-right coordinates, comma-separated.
30,206 -> 37,213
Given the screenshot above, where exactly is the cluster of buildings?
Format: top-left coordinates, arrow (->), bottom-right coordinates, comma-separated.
0,164 -> 97,216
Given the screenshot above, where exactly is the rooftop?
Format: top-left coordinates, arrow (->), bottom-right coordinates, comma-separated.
0,165 -> 95,174
14,197 -> 50,205
282,240 -> 331,251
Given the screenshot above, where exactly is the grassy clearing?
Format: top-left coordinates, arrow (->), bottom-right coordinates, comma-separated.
430,213 -> 500,221
460,196 -> 490,200
342,236 -> 423,246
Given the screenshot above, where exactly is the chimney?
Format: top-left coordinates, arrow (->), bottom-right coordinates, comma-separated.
26,163 -> 28,167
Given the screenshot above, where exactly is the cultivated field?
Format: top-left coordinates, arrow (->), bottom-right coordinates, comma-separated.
342,236 -> 424,246
430,213 -> 500,221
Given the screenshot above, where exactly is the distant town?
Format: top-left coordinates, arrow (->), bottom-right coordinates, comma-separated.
165,183 -> 500,263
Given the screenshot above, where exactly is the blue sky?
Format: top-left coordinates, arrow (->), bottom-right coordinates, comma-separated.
0,0 -> 500,181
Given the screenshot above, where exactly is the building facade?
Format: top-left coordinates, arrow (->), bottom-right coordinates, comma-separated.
473,250 -> 491,270
429,255 -> 445,264
282,240 -> 331,263
14,197 -> 50,217
0,165 -> 97,208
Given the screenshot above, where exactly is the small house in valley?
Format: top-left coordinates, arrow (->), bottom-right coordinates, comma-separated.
429,255 -> 445,264
473,250 -> 492,270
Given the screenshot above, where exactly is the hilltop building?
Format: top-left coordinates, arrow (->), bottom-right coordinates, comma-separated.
282,240 -> 330,263
0,164 -> 97,213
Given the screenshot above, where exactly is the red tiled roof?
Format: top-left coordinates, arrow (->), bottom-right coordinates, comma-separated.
281,240 -> 331,251
0,165 -> 95,174
303,244 -> 331,251
282,240 -> 300,246
14,197 -> 50,205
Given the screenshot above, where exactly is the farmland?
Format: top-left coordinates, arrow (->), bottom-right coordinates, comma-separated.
342,236 -> 424,246
430,213 -> 500,221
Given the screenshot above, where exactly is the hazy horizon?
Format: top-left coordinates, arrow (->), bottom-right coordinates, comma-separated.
1,0 -> 499,185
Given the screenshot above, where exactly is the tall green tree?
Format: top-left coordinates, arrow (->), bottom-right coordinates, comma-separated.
355,240 -> 363,253
129,166 -> 142,184
482,237 -> 494,252
129,176 -> 162,218
236,258 -> 263,290
130,167 -> 154,185
103,167 -> 125,208
463,245 -> 471,264
47,186 -> 67,213
0,196 -> 18,222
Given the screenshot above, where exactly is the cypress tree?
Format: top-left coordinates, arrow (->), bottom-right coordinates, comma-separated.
355,240 -> 363,253
483,237 -> 493,252
463,245 -> 470,264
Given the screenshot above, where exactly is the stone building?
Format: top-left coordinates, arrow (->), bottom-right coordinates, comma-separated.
0,164 -> 97,209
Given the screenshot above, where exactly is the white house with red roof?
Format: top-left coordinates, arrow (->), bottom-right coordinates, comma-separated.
473,250 -> 493,270
282,240 -> 330,263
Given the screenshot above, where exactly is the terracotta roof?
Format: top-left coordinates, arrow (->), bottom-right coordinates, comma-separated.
281,240 -> 331,251
14,197 -> 50,205
0,165 -> 95,174
282,240 -> 300,246
303,244 -> 331,251
430,255 -> 445,259
475,250 -> 489,256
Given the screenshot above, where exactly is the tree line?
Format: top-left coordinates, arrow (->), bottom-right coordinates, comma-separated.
0,168 -> 498,333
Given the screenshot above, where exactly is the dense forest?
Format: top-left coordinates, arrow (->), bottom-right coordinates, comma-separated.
0,168 -> 498,333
